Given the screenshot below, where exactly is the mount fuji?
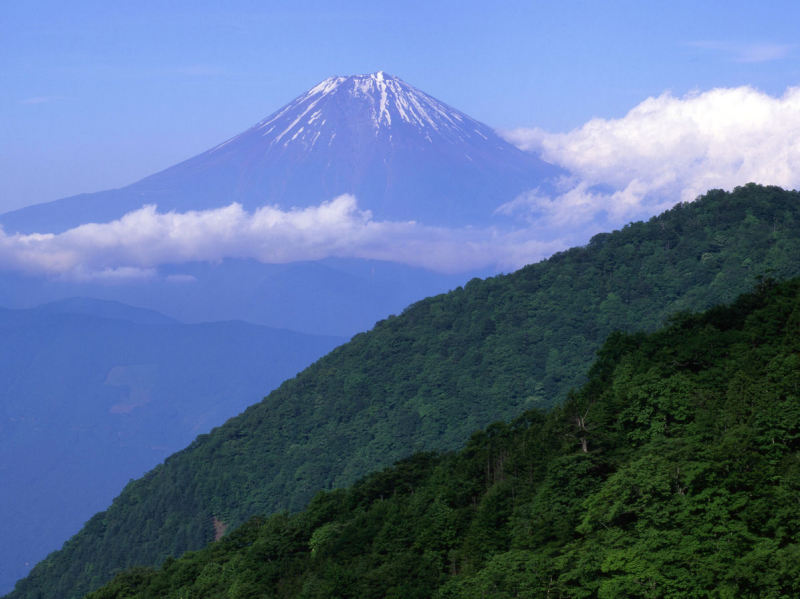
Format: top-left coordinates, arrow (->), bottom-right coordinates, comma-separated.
0,72 -> 566,335
1,72 -> 562,234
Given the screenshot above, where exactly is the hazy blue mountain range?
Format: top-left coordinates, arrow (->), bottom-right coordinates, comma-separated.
0,258 -> 482,337
0,72 -> 562,234
0,299 -> 342,593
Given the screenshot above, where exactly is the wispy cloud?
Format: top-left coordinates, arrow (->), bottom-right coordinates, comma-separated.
687,41 -> 795,63
171,64 -> 226,77
502,85 -> 800,227
19,96 -> 67,105
0,196 -> 568,280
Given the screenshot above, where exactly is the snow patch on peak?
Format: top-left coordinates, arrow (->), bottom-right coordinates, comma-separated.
308,76 -> 346,97
331,71 -> 478,135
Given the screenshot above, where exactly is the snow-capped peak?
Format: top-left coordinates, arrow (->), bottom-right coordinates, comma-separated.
243,71 -> 490,151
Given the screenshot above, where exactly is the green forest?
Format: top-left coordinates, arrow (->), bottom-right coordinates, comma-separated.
88,277 -> 800,598
7,184 -> 800,599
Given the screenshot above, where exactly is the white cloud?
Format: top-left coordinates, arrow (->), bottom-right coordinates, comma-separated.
0,195 -> 567,279
502,86 -> 800,227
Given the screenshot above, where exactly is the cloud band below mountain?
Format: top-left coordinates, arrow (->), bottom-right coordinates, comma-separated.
0,195 -> 566,279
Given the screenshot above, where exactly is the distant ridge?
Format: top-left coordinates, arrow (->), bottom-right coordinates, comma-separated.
32,297 -> 177,325
0,72 -> 563,233
0,301 -> 343,595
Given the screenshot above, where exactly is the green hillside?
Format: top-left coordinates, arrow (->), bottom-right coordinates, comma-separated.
88,277 -> 800,598
8,184 -> 800,599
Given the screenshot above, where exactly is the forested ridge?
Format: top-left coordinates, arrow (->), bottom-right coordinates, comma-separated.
7,184 -> 800,599
88,277 -> 800,598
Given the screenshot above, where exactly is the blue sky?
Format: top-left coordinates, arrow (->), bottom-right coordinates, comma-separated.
2,0 -> 799,211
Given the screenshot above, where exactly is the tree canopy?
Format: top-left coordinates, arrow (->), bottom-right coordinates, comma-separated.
88,277 -> 800,598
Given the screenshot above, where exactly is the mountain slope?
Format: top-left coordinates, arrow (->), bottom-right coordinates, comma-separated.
0,301 -> 342,594
86,277 -> 800,598
7,184 -> 800,599
0,72 -> 562,233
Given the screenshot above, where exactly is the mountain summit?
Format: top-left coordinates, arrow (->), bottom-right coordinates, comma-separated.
1,72 -> 562,233
248,70 -> 517,149
248,70 -> 490,145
